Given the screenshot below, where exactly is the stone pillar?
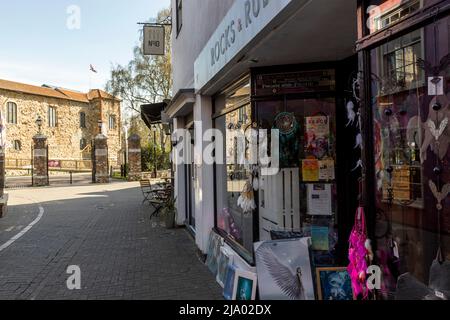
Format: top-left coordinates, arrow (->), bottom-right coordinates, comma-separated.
94,134 -> 109,184
0,147 -> 8,218
127,134 -> 142,181
33,134 -> 49,187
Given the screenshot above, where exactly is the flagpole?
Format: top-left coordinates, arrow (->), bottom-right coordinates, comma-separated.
89,69 -> 92,90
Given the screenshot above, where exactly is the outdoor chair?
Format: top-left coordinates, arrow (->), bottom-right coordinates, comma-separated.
139,180 -> 172,219
148,185 -> 173,220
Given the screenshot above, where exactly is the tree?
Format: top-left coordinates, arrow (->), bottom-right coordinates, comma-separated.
105,8 -> 172,114
106,8 -> 172,173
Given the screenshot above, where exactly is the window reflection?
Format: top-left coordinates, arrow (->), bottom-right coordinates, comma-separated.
215,79 -> 254,260
367,0 -> 421,35
371,17 -> 450,299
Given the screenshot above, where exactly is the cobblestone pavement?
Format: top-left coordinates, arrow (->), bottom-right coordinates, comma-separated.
0,182 -> 222,300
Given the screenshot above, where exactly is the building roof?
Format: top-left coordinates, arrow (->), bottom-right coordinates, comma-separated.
0,79 -> 120,103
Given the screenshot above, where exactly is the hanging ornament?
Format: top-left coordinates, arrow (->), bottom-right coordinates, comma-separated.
355,133 -> 363,149
346,100 -> 357,127
348,207 -> 372,300
420,96 -> 450,163
252,176 -> 259,191
428,118 -> 448,141
237,180 -> 256,214
352,159 -> 364,172
429,180 -> 450,211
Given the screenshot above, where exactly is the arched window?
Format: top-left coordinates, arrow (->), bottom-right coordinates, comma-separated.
7,102 -> 17,124
80,112 -> 86,128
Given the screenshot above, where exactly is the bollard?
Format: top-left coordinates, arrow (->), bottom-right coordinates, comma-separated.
70,171 -> 73,185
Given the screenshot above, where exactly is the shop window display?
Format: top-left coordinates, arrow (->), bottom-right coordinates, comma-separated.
370,17 -> 450,299
215,79 -> 255,261
254,69 -> 339,267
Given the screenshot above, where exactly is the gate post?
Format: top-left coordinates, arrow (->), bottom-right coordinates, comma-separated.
0,146 -> 8,218
32,134 -> 49,187
94,134 -> 109,184
127,134 -> 142,181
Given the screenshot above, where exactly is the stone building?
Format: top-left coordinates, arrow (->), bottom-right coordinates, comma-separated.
0,79 -> 122,171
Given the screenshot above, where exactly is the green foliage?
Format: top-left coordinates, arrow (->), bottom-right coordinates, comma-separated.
141,142 -> 170,172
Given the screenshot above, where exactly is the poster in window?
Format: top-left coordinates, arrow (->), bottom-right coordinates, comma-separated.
307,184 -> 332,216
302,159 -> 319,182
305,116 -> 330,159
311,226 -> 330,251
319,159 -> 335,181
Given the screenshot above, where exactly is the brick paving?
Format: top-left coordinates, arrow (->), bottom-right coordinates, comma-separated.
0,183 -> 222,300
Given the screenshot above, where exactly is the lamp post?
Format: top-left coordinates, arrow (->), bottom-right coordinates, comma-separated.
35,115 -> 43,134
152,124 -> 157,179
97,120 -> 103,135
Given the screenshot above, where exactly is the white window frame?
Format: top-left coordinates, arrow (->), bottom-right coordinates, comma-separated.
48,106 -> 57,127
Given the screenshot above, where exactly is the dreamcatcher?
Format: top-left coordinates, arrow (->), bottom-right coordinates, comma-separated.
273,112 -> 300,168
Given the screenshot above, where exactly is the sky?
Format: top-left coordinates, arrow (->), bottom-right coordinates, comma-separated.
0,0 -> 170,92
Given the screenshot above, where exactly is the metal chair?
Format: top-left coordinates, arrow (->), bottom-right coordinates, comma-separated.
149,184 -> 173,219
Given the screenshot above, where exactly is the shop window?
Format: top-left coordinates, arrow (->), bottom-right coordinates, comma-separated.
214,78 -> 254,261
7,102 -> 17,124
370,17 -> 450,299
255,95 -> 338,267
366,0 -> 421,35
80,112 -> 86,128
48,106 -> 57,127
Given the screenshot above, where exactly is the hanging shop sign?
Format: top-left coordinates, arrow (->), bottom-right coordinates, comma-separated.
194,0 -> 305,91
143,25 -> 165,56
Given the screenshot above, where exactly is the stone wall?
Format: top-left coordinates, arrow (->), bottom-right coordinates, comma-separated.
127,134 -> 142,181
0,90 -> 121,170
97,98 -> 122,167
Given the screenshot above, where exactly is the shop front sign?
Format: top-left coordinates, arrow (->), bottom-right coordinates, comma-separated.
194,0 -> 302,91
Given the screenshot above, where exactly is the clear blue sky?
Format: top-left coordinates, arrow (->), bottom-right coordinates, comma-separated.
0,0 -> 170,92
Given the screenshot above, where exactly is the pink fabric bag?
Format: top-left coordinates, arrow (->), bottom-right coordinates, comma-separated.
348,207 -> 370,299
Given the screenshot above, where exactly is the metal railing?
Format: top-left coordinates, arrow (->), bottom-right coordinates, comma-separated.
6,158 -> 93,173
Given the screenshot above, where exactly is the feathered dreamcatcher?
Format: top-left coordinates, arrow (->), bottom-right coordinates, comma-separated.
237,180 -> 256,214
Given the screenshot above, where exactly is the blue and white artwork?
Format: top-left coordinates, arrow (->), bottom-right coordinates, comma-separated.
316,267 -> 354,300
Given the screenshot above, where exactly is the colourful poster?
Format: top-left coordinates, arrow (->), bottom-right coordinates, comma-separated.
311,226 -> 330,251
302,159 -> 319,182
305,116 -> 330,159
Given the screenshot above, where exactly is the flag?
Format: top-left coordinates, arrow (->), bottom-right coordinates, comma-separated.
90,64 -> 98,73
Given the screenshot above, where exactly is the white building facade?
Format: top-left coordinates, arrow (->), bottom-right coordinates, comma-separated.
165,0 -> 450,300
167,0 -> 359,273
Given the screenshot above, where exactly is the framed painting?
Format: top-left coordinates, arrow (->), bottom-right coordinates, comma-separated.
232,269 -> 258,301
316,267 -> 354,300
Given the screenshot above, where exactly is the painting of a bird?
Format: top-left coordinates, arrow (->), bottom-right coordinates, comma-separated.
257,246 -> 306,300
